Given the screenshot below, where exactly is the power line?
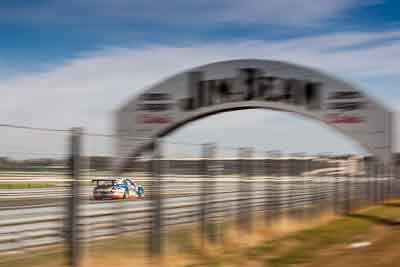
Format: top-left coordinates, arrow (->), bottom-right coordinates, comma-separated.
0,124 -> 312,157
0,123 -> 69,133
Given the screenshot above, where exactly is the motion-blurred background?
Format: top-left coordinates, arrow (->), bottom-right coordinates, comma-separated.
1,1 -> 400,267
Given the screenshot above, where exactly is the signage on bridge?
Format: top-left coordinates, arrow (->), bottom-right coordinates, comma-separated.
115,59 -> 394,169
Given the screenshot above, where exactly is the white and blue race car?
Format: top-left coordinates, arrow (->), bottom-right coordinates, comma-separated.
92,177 -> 144,200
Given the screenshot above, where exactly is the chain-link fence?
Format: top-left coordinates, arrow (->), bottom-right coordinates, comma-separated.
0,125 -> 399,267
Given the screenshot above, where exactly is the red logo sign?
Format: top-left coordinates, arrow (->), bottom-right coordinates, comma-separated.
137,114 -> 171,124
325,114 -> 364,124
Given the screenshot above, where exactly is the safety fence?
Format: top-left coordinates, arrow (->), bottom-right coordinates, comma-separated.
0,125 -> 399,267
0,177 -> 398,253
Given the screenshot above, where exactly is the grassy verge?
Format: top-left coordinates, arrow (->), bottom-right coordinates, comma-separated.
3,201 -> 400,267
219,202 -> 400,267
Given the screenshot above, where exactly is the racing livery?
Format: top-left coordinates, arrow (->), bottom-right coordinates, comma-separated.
92,178 -> 144,200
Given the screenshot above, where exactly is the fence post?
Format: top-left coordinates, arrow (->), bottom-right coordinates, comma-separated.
149,139 -> 163,257
344,171 -> 351,215
66,127 -> 82,267
333,160 -> 339,214
276,152 -> 283,219
390,164 -> 394,199
264,153 -> 270,223
238,147 -> 253,232
311,159 -> 317,215
317,159 -> 324,214
378,163 -> 385,204
200,143 -> 217,244
288,157 -> 295,216
374,162 -> 379,204
266,151 -> 280,222
396,162 -> 400,198
303,157 -> 311,218
365,159 -> 371,207
388,164 -> 393,200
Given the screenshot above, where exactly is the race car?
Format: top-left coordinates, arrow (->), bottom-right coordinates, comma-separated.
92,177 -> 144,200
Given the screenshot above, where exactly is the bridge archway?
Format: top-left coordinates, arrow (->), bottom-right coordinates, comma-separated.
115,59 -> 394,169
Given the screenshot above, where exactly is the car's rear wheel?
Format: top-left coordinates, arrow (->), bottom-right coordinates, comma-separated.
123,190 -> 129,199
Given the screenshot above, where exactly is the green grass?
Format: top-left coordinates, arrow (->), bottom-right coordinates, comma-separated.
244,242 -> 276,258
363,203 -> 400,219
259,216 -> 372,267
0,182 -> 58,189
247,203 -> 400,267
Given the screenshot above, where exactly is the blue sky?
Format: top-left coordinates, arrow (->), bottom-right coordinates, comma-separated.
0,0 -> 399,157
1,0 -> 399,73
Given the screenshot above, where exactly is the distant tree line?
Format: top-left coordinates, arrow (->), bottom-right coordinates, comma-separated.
1,154 -> 394,174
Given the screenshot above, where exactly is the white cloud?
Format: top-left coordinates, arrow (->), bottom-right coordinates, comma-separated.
0,0 -> 378,27
0,30 -> 399,157
216,0 -> 362,25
